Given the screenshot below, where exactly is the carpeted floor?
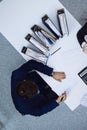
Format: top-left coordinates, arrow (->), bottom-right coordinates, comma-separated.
59,0 -> 87,26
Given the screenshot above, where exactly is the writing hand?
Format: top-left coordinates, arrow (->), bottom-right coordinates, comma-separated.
56,92 -> 67,103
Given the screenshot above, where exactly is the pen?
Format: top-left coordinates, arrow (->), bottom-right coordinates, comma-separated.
51,47 -> 61,55
60,91 -> 66,102
60,97 -> 64,102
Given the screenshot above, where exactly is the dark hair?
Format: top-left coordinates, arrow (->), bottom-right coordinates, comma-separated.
16,80 -> 38,99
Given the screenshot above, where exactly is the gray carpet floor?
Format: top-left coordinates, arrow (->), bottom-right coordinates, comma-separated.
59,0 -> 87,26
0,0 -> 87,130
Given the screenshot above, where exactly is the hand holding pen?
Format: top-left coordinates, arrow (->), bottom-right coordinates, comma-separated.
56,91 -> 67,103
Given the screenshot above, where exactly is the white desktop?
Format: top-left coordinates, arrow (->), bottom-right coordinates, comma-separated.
0,0 -> 87,111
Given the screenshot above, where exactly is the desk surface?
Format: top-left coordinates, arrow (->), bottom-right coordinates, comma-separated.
0,0 -> 87,111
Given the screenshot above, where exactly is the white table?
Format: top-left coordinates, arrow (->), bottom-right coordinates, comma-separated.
0,0 -> 87,111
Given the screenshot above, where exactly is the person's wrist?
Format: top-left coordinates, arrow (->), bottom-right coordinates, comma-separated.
82,42 -> 86,48
56,97 -> 61,104
83,43 -> 87,54
51,71 -> 55,77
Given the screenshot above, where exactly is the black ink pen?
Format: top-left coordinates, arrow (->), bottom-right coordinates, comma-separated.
51,47 -> 61,55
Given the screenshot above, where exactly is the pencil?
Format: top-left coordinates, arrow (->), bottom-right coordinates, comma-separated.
51,47 -> 61,55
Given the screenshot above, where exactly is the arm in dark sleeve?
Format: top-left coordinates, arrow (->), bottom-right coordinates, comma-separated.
32,100 -> 59,116
21,94 -> 59,116
13,60 -> 53,76
77,22 -> 87,46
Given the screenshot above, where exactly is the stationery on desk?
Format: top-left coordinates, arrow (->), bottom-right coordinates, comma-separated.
22,8 -> 69,64
42,14 -> 61,39
57,8 -> 69,36
0,0 -> 87,111
21,46 -> 48,64
31,24 -> 57,48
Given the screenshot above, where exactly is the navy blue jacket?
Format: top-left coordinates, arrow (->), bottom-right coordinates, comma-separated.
77,22 -> 87,46
11,60 -> 59,116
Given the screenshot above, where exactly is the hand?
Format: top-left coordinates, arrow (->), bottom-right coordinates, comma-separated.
56,92 -> 67,103
52,72 -> 66,82
83,43 -> 87,54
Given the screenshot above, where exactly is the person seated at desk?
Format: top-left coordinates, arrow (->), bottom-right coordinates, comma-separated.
11,60 -> 67,116
77,22 -> 87,54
